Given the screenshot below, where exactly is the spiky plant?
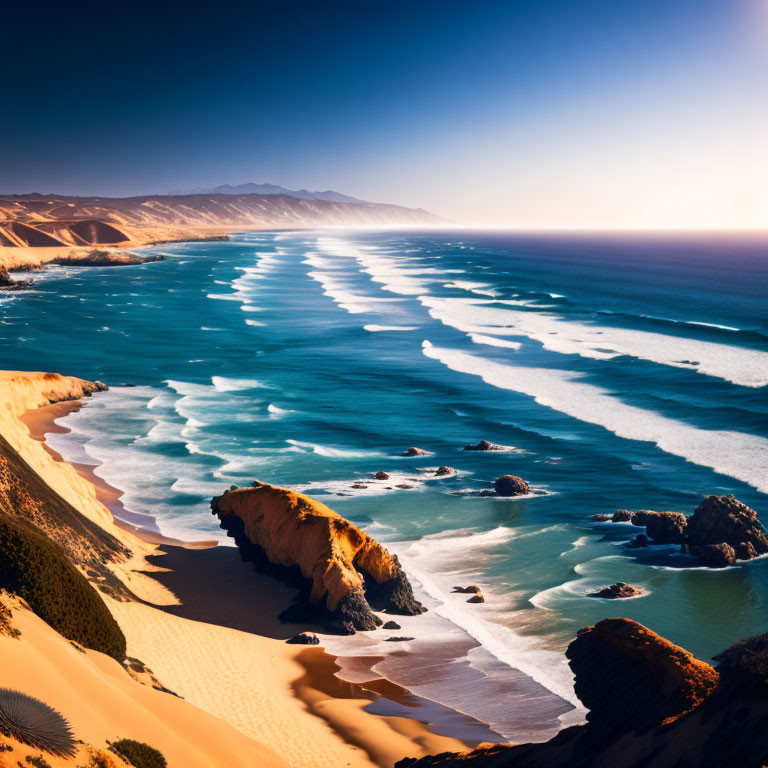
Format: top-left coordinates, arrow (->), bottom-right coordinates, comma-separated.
0,689 -> 76,757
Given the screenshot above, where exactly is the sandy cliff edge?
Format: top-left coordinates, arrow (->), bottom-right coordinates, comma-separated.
0,371 -> 466,768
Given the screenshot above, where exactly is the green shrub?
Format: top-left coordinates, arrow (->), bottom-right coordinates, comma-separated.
0,515 -> 125,660
109,739 -> 167,768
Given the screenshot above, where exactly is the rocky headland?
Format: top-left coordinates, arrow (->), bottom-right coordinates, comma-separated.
212,481 -> 425,633
397,617 -> 768,768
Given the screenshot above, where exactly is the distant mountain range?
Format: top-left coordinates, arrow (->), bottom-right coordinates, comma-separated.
169,183 -> 365,204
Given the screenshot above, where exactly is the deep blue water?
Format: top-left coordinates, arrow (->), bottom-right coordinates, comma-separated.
3,229 -> 768,740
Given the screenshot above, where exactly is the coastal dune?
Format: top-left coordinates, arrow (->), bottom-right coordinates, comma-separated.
0,370 -> 467,768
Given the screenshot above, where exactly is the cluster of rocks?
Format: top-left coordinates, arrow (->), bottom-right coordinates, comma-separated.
0,265 -> 32,292
588,582 -> 645,600
453,585 -> 485,603
463,440 -> 508,452
286,633 -> 319,645
594,495 -> 768,568
400,447 -> 434,457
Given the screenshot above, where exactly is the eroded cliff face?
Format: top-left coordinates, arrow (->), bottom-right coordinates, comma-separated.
212,481 -> 425,633
0,372 -> 133,595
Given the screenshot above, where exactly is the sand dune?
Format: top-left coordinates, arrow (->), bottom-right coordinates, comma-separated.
0,370 -> 466,768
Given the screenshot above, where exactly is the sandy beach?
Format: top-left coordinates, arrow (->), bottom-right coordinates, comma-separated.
4,371 -> 474,767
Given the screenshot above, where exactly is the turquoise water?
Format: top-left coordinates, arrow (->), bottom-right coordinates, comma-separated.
4,230 -> 768,740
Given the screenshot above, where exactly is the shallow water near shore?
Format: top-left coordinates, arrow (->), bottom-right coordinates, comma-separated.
4,229 -> 768,742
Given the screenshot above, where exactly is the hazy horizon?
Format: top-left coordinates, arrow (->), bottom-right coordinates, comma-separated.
3,0 -> 766,230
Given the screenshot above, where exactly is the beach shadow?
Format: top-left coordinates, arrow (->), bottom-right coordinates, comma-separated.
145,544 -> 317,640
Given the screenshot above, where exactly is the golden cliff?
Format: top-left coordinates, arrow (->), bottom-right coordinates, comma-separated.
212,481 -> 425,633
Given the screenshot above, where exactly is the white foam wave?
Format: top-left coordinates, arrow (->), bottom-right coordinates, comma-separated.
267,403 -> 294,418
469,333 -> 522,350
212,376 -> 271,392
308,271 -> 403,314
395,531 -> 582,709
285,439 -> 385,458
363,324 -> 419,332
421,297 -> 768,387
422,342 -> 768,493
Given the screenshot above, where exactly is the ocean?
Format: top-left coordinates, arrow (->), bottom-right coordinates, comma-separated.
4,229 -> 768,742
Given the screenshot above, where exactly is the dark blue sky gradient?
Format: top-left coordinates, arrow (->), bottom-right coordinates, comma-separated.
1,0 -> 764,225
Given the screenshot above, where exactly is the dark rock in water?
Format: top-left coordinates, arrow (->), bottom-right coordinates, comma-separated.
591,513 -> 611,522
467,593 -> 485,603
685,495 -> 768,562
453,585 -> 481,593
588,582 -> 645,599
374,471 -> 390,480
693,542 -> 736,568
351,482 -> 369,489
612,509 -> 635,522
435,466 -> 454,476
395,483 -> 414,489
382,620 -> 401,630
631,510 -> 653,526
0,264 -> 32,291
286,633 -> 320,645
628,533 -> 650,548
401,447 -> 432,457
477,490 -> 495,497
736,541 -> 757,560
464,440 -> 506,451
385,636 -> 415,642
494,475 -> 530,497
645,511 -> 687,544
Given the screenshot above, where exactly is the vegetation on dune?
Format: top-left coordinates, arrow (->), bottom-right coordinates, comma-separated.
108,739 -> 167,768
0,688 -> 76,758
0,515 -> 126,660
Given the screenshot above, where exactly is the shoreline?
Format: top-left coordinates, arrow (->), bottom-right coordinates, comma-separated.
20,390 -> 495,765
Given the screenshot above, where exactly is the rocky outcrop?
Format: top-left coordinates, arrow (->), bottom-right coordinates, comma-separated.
401,447 -> 433,457
452,585 -> 481,594
567,619 -> 718,728
374,471 -> 390,480
587,582 -> 645,599
0,265 -> 31,291
644,511 -> 687,544
435,466 -> 454,476
616,496 -> 768,568
464,440 -> 507,451
212,481 -> 425,633
685,495 -> 768,560
286,633 -> 320,645
696,542 -> 736,568
494,475 -> 530,497
398,620 -> 752,768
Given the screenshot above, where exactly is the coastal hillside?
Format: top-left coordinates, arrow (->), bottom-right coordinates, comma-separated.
0,193 -> 442,252
0,371 -> 467,768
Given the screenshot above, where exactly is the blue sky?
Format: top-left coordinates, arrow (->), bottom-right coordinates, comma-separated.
2,0 -> 766,227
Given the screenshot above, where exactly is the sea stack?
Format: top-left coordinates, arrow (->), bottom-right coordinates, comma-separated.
494,474 -> 530,496
212,481 -> 426,634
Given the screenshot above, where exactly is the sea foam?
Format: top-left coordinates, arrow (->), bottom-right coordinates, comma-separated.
421,342 -> 768,493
